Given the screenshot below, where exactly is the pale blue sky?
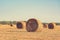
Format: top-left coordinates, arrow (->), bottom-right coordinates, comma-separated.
0,0 -> 60,22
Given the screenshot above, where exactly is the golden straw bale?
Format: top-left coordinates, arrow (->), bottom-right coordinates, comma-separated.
43,24 -> 48,28
26,18 -> 43,32
16,21 -> 26,31
48,22 -> 56,29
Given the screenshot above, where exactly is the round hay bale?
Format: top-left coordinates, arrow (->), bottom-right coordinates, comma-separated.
16,22 -> 23,29
16,21 -> 26,31
10,24 -> 13,27
26,18 -> 43,32
43,24 -> 48,28
48,23 -> 56,29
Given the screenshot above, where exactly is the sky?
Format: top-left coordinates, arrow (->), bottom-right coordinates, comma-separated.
0,0 -> 60,23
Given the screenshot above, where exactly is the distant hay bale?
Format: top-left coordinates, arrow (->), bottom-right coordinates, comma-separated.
43,24 -> 48,28
16,21 -> 26,31
26,18 -> 43,32
16,22 -> 23,29
48,22 -> 56,29
10,24 -> 13,27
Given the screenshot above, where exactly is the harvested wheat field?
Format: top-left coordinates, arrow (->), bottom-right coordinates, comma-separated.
0,24 -> 60,40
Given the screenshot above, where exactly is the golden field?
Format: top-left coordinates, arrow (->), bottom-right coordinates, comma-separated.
0,24 -> 60,40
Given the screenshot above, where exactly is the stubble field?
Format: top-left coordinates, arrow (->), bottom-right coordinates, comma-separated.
0,24 -> 60,40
